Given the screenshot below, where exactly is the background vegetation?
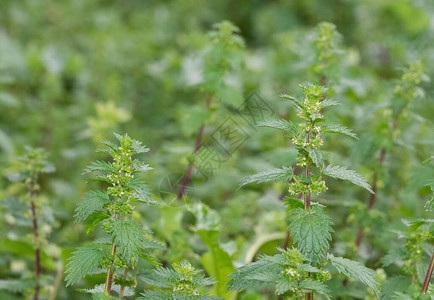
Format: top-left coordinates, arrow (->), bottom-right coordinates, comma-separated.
0,0 -> 433,299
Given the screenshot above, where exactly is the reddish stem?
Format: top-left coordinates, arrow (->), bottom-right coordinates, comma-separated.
30,183 -> 40,300
422,253 -> 434,293
178,94 -> 213,199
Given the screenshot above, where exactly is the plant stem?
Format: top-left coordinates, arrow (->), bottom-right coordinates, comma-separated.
305,133 -> 313,299
105,211 -> 120,296
422,253 -> 434,293
119,268 -> 128,297
104,238 -> 117,296
48,261 -> 63,300
178,94 -> 213,199
30,181 -> 41,300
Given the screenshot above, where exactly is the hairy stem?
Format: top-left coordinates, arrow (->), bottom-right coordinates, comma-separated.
305,133 -> 313,300
178,94 -> 213,199
422,253 -> 434,293
104,239 -> 117,296
48,261 -> 63,300
119,268 -> 129,297
30,181 -> 41,300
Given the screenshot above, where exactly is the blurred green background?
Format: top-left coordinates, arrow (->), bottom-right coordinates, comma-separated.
0,0 -> 433,299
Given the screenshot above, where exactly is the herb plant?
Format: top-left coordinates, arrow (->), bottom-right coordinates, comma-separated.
355,61 -> 429,247
65,133 -> 163,298
229,84 -> 380,299
178,20 -> 245,199
139,260 -> 221,299
1,147 -> 54,300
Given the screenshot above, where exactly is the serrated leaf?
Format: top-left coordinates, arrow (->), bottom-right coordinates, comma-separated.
111,219 -> 146,263
307,148 -> 327,169
74,191 -> 110,222
320,98 -> 340,108
288,206 -> 334,263
280,93 -> 304,109
227,257 -> 281,291
125,178 -> 155,204
275,276 -> 296,295
323,165 -> 374,194
299,280 -> 331,299
91,292 -> 124,300
140,254 -> 161,266
143,239 -> 166,250
284,197 -> 304,210
84,210 -> 111,233
240,167 -> 294,187
327,254 -> 380,297
83,160 -> 116,174
257,119 -> 298,136
323,124 -> 358,139
138,290 -> 222,300
65,245 -> 109,286
381,276 -> 411,300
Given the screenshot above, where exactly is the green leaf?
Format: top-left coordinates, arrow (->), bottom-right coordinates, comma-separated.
65,244 -> 109,286
83,160 -> 116,174
307,148 -> 327,169
275,276 -> 296,295
322,165 -> 374,194
320,98 -> 340,108
227,256 -> 281,291
327,254 -> 380,297
299,280 -> 331,299
280,93 -> 304,109
125,178 -> 155,204
111,219 -> 146,263
84,210 -> 111,233
240,167 -> 294,187
257,119 -> 298,136
74,191 -> 109,222
91,292 -> 124,300
143,239 -> 166,250
381,276 -> 411,300
323,124 -> 358,139
196,229 -> 236,298
140,253 -> 161,266
288,206 -> 334,263
283,197 -> 305,210
139,290 -> 222,300
180,105 -> 211,136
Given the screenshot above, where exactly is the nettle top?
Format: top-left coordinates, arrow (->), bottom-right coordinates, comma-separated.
65,134 -> 164,296
232,84 -> 380,299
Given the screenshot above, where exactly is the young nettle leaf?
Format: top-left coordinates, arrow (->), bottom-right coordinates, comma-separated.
65,133 -> 161,297
239,167 -> 294,187
110,219 -> 146,263
139,261 -> 221,299
288,206 -> 334,263
74,191 -> 110,222
322,124 -> 358,139
322,165 -> 374,194
327,254 -> 381,297
228,248 -> 332,298
65,244 -> 109,286
257,119 -> 299,136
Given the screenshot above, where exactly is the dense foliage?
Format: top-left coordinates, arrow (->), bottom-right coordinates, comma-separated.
0,0 -> 433,299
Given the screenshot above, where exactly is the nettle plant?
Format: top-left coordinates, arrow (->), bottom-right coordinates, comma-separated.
354,61 -> 429,247
139,260 -> 221,299
65,133 -> 164,299
382,219 -> 434,298
1,147 -> 54,300
229,84 -> 380,299
178,20 -> 245,198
